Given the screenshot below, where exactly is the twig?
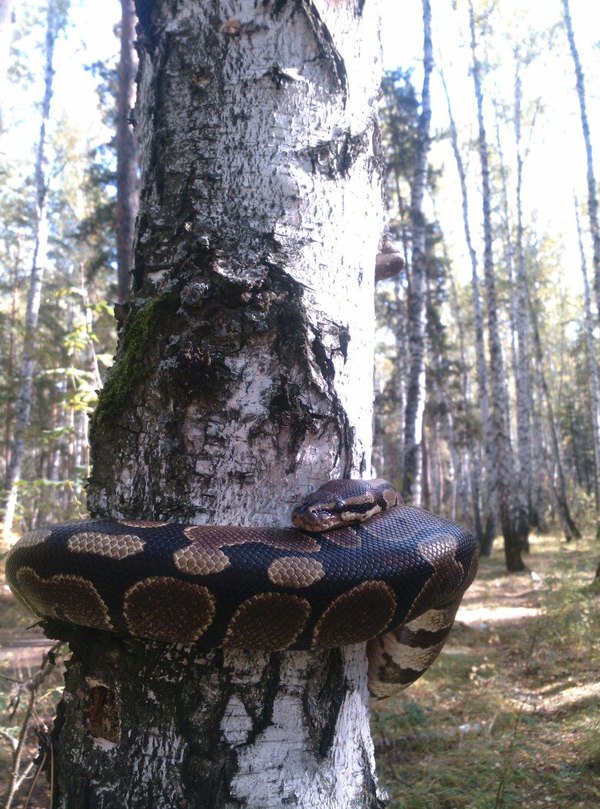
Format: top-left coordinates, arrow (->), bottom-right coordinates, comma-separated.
2,642 -> 62,809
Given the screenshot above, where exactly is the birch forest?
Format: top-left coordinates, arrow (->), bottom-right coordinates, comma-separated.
1,1 -> 600,807
2,0 -> 597,570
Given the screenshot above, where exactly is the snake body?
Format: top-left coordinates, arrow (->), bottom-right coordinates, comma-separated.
5,479 -> 478,697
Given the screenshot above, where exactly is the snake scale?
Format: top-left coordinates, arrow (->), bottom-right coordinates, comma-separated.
5,479 -> 478,697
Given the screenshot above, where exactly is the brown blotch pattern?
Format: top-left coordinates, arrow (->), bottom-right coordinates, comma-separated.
267,557 -> 325,588
183,525 -> 320,553
15,567 -> 113,631
223,593 -> 311,650
123,577 -> 215,643
312,580 -> 397,648
172,545 -> 231,576
68,532 -> 145,560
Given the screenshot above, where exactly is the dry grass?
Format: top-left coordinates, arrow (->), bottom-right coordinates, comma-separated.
371,531 -> 600,809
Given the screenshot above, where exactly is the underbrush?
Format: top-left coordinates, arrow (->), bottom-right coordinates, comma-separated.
371,531 -> 600,809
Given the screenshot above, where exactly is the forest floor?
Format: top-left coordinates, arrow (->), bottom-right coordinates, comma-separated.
372,530 -> 600,809
0,530 -> 599,808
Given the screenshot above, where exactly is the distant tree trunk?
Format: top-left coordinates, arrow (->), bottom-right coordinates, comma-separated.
440,64 -> 495,550
0,0 -> 14,132
2,0 -> 64,539
2,245 -> 20,476
48,1 -> 386,806
444,258 -> 476,530
562,0 -> 600,319
575,201 -> 600,538
511,59 -> 534,544
528,286 -> 581,540
402,0 -> 432,505
468,0 -> 524,571
115,0 -> 138,304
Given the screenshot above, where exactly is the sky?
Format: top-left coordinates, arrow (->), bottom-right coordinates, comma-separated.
5,0 -> 600,296
380,0 -> 600,292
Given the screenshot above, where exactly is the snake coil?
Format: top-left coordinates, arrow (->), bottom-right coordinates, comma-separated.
5,479 -> 478,697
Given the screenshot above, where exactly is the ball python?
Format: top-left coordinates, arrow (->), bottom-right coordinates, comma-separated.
4,479 -> 478,697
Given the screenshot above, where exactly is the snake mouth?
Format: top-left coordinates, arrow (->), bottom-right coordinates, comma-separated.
291,507 -> 339,533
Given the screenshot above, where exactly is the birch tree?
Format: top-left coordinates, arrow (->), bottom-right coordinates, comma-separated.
528,280 -> 580,541
575,201 -> 600,538
562,0 -> 600,318
115,0 -> 138,304
47,1 -> 386,806
1,0 -> 68,538
468,0 -> 524,571
401,0 -> 433,504
440,64 -> 495,550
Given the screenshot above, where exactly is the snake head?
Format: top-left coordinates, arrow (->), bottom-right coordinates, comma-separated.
291,478 -> 399,533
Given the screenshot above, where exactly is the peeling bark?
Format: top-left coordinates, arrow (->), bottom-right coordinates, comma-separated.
52,1 -> 386,806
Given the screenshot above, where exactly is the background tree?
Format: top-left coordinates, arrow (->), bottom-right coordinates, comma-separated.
2,0 -> 68,538
401,0 -> 433,505
115,0 -> 138,304
468,0 -> 525,571
562,0 -> 600,319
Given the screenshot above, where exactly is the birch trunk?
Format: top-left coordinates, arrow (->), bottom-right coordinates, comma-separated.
440,62 -> 495,550
48,1 -> 386,806
2,0 -> 63,538
575,201 -> 600,537
115,0 -> 139,304
562,0 -> 600,319
528,286 -> 581,540
505,64 -> 532,545
468,0 -> 524,571
402,0 -> 432,505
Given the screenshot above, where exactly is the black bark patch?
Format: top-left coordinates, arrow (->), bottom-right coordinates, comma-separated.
301,648 -> 346,759
242,654 -> 282,746
338,326 -> 350,361
168,341 -> 232,395
268,377 -> 314,437
311,333 -> 335,383
307,131 -> 368,179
